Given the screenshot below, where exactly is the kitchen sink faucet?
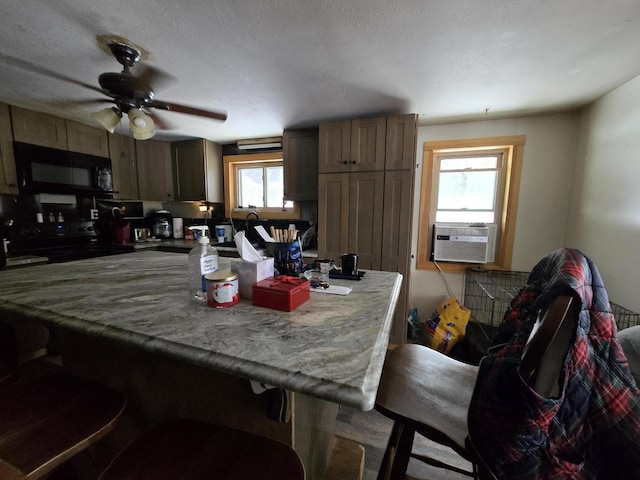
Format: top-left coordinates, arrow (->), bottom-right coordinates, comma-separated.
244,211 -> 260,244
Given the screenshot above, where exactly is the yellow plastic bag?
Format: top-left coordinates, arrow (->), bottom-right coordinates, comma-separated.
424,297 -> 471,354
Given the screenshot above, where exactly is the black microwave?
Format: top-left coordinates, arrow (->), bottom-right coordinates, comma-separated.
14,142 -> 114,196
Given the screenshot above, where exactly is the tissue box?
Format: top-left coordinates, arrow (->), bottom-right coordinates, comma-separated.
252,276 -> 311,312
229,257 -> 274,300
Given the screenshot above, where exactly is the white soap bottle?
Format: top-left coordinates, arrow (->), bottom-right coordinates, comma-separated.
188,228 -> 219,301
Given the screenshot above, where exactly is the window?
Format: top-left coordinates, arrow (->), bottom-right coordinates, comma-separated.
416,136 -> 525,271
224,152 -> 300,220
434,150 -> 505,224
236,164 -> 293,209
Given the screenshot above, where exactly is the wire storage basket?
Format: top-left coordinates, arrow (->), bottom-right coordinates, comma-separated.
463,268 -> 530,329
611,302 -> 640,331
463,268 -> 640,353
461,268 -> 530,356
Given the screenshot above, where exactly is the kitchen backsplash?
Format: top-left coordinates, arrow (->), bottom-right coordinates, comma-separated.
1,192 -> 316,250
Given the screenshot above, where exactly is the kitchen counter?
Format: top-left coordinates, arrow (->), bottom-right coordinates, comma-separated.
0,250 -> 400,410
4,254 -> 49,268
132,238 -> 233,253
133,238 -> 318,258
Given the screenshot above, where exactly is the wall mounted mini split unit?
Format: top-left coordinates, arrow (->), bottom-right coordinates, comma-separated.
432,224 -> 496,264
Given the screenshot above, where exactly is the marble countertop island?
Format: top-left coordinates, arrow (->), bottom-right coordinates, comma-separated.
0,250 -> 401,410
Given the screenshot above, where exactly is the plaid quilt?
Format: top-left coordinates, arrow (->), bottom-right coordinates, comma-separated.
468,248 -> 640,479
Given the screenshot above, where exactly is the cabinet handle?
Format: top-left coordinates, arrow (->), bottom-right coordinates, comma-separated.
9,183 -> 16,187
343,161 -> 348,164
352,161 -> 357,164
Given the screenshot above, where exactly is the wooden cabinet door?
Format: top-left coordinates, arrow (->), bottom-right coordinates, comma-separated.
136,140 -> 174,201
348,171 -> 384,270
385,114 -> 417,171
11,106 -> 68,150
109,133 -> 139,200
173,140 -> 206,201
381,170 -> 414,344
203,139 -> 223,203
318,120 -> 351,173
283,128 -> 318,201
317,173 -> 350,261
0,103 -> 18,195
66,121 -> 109,157
350,117 -> 386,172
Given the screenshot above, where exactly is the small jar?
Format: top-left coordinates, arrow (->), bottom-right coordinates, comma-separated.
205,270 -> 239,308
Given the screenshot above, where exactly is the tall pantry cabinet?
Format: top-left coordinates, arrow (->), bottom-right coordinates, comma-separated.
318,114 -> 417,345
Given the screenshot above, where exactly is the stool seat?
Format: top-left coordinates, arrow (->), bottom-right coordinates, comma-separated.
0,374 -> 126,480
98,418 -> 305,480
375,344 -> 479,479
376,344 -> 478,449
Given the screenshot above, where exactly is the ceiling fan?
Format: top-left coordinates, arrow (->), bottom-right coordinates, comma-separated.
90,41 -> 227,139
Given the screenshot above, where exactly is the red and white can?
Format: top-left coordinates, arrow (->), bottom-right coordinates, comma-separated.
205,270 -> 239,308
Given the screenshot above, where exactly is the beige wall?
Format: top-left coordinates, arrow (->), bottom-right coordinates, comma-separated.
565,75 -> 640,312
409,112 -> 581,318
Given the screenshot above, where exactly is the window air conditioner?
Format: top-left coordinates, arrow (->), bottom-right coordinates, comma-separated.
432,224 -> 496,264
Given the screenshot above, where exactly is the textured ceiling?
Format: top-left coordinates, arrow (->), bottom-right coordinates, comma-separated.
0,0 -> 639,143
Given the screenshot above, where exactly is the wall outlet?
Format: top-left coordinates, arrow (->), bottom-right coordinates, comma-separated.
90,209 -> 99,220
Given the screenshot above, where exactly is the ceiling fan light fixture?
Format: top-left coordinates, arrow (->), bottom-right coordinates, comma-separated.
132,126 -> 156,141
128,108 -> 155,139
91,107 -> 121,133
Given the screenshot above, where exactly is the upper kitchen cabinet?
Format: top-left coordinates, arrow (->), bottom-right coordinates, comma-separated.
109,133 -> 139,200
0,103 -> 18,195
11,106 -> 109,157
385,114 -> 418,170
136,139 -> 174,201
65,120 -> 109,157
283,128 -> 318,201
318,117 -> 386,173
172,139 -> 223,202
11,106 -> 68,150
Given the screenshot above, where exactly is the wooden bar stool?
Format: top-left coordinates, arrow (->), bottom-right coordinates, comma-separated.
375,343 -> 480,479
375,295 -> 577,480
0,373 -> 126,479
98,418 -> 305,480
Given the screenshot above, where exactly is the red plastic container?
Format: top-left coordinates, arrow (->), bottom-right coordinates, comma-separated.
252,276 -> 310,312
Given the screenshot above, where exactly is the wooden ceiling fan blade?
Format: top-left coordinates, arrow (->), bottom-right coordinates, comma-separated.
0,52 -> 105,95
134,65 -> 175,93
70,98 -> 116,105
51,98 -> 116,112
146,110 -> 173,130
150,101 -> 227,122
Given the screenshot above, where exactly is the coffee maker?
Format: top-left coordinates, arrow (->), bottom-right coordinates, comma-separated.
150,210 -> 173,238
